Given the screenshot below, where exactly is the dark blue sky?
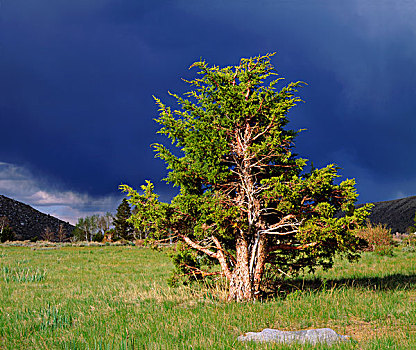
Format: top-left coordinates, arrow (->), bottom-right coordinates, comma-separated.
1,0 -> 416,223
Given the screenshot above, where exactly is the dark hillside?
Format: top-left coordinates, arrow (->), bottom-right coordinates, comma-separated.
0,194 -> 75,241
360,196 -> 416,233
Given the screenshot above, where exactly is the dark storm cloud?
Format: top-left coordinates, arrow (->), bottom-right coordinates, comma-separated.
1,0 -> 416,220
170,0 -> 416,201
0,0 -> 162,191
294,1 -> 416,190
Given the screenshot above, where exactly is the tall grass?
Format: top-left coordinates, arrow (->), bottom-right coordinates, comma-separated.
2,265 -> 47,282
0,246 -> 415,349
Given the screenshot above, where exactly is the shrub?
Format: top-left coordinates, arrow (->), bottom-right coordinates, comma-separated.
92,232 -> 104,242
0,226 -> 15,242
355,222 -> 394,256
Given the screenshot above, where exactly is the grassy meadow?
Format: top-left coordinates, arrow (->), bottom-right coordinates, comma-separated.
0,245 -> 415,349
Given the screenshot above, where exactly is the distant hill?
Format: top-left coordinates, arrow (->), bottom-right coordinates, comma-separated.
1,193 -> 414,241
360,196 -> 416,233
0,194 -> 75,241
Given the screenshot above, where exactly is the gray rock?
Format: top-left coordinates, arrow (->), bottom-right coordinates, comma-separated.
238,328 -> 349,345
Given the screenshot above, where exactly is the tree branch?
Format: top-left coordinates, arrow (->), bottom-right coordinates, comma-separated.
259,216 -> 303,235
268,242 -> 318,252
181,235 -> 217,259
212,236 -> 233,280
180,263 -> 223,278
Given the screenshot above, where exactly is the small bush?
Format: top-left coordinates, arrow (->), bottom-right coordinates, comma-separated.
355,222 -> 394,256
0,226 -> 15,242
92,232 -> 104,242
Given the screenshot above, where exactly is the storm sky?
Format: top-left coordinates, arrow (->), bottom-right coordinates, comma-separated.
1,0 -> 416,223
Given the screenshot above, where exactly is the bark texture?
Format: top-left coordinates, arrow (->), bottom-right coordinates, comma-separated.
228,234 -> 253,301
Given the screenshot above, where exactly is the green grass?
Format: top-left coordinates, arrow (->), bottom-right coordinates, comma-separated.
0,246 -> 415,349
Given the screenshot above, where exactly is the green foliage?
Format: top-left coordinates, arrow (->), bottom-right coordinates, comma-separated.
121,53 -> 372,296
113,198 -> 134,241
120,181 -> 174,243
167,243 -> 202,287
74,215 -> 99,241
73,213 -> 114,242
92,232 -> 104,242
71,226 -> 85,241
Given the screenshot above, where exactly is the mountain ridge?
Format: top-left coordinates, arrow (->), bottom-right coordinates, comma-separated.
0,194 -> 75,241
358,196 -> 416,233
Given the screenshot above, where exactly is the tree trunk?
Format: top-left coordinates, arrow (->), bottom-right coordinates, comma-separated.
253,233 -> 267,296
228,233 -> 253,301
227,231 -> 268,301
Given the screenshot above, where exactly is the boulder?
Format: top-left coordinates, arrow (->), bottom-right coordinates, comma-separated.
238,328 -> 349,345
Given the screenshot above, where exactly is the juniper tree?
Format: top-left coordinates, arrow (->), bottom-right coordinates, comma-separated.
113,199 -> 134,240
121,53 -> 372,301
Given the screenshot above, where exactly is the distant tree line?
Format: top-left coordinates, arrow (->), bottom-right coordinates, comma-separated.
73,212 -> 114,242
72,198 -> 138,242
0,199 -> 141,243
